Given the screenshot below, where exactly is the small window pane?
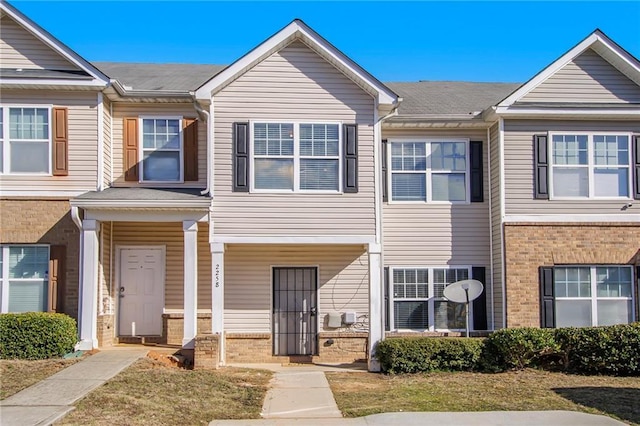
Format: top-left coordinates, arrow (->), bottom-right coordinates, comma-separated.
394,301 -> 428,329
391,143 -> 426,171
9,281 -> 47,312
392,173 -> 426,201
432,173 -> 466,201
255,158 -> 293,190
593,135 -> 628,166
434,300 -> 466,330
597,300 -> 632,326
596,267 -> 632,297
142,151 -> 180,181
594,168 -> 628,197
553,168 -> 588,197
552,135 -> 588,165
9,246 -> 49,279
556,300 -> 592,327
555,267 -> 590,298
9,141 -> 49,173
300,159 -> 338,190
431,142 -> 466,171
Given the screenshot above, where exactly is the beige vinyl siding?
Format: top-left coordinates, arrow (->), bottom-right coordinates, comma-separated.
224,244 -> 368,333
488,122 -> 503,329
504,119 -> 640,215
382,128 -> 490,267
99,221 -> 112,314
112,222 -> 211,311
103,97 -> 112,188
213,41 -> 376,236
520,49 -> 640,104
0,15 -> 78,70
0,90 -> 99,192
111,103 -> 207,187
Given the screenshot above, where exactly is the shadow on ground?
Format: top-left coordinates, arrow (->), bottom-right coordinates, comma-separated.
553,387 -> 640,425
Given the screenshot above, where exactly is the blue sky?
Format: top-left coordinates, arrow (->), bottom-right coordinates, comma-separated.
11,1 -> 640,83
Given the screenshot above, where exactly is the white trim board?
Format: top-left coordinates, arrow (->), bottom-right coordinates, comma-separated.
504,214 -> 640,223
213,235 -> 376,245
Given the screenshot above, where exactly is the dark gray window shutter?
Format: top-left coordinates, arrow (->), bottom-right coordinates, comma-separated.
633,135 -> 640,200
539,266 -> 555,328
233,122 -> 249,192
534,135 -> 549,199
343,124 -> 358,193
384,266 -> 390,331
382,139 -> 388,202
471,267 -> 487,330
470,141 -> 484,202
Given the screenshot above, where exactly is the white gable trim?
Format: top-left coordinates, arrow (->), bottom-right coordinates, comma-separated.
195,19 -> 398,105
0,1 -> 109,85
498,30 -> 640,108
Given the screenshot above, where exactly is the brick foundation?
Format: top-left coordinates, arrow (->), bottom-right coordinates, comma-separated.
194,334 -> 220,370
0,199 -> 80,319
97,314 -> 115,347
162,313 -> 213,345
504,222 -> 640,328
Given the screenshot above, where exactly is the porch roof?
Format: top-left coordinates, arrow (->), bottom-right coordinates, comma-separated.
71,187 -> 212,209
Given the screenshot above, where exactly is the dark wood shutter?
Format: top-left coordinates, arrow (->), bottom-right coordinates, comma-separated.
382,139 -> 388,202
384,266 -> 390,331
233,122 -> 249,192
470,141 -> 484,202
183,118 -> 198,181
343,124 -> 358,193
123,117 -> 139,181
471,267 -> 487,330
539,266 -> 555,328
633,135 -> 640,200
48,245 -> 65,313
534,135 -> 549,199
52,107 -> 68,176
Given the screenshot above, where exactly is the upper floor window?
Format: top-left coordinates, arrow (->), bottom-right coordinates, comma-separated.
0,107 -> 50,174
252,122 -> 340,192
550,133 -> 631,198
389,140 -> 468,202
141,117 -> 182,182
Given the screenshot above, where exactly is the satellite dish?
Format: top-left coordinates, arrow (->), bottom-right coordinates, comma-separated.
443,279 -> 484,337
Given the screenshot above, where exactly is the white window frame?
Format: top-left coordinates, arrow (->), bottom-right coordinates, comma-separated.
249,120 -> 343,194
548,132 -> 633,200
0,105 -> 53,176
0,244 -> 50,313
387,138 -> 471,204
138,116 -> 184,183
554,265 -> 635,327
389,265 -> 472,332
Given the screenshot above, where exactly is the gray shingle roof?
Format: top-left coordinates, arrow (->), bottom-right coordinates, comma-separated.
386,81 -> 521,116
75,187 -> 209,200
0,68 -> 92,80
92,62 -> 226,92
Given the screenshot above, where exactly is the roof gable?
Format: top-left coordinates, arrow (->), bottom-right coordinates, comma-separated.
195,19 -> 398,106
498,29 -> 640,107
0,1 -> 108,86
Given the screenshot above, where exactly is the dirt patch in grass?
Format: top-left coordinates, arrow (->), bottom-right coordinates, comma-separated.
59,358 -> 272,425
326,369 -> 640,425
0,358 -> 83,400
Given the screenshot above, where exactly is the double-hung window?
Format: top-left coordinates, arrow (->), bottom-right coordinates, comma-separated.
390,140 -> 468,202
0,245 -> 49,313
391,266 -> 470,331
554,266 -> 634,327
550,133 -> 631,198
141,117 -> 182,182
0,107 -> 50,174
252,122 -> 340,192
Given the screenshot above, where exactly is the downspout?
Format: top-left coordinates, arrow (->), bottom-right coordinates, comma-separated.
499,117 -> 507,329
191,93 -> 211,196
487,125 -> 495,331
375,102 -> 400,247
97,92 -> 104,191
109,99 -> 114,186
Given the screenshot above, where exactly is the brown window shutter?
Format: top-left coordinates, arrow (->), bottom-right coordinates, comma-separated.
52,107 -> 68,176
123,117 -> 139,181
48,245 -> 65,313
183,118 -> 198,181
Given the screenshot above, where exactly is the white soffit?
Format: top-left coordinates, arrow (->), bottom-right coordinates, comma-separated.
497,30 -> 640,108
195,19 -> 398,106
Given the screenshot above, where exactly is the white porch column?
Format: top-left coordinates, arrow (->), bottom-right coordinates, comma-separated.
211,242 -> 225,364
77,219 -> 99,350
368,242 -> 383,372
183,220 -> 198,348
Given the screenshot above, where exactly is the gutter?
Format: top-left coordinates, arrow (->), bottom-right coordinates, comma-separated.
70,199 -> 212,209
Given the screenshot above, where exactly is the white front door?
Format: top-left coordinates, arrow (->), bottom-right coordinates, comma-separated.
118,247 -> 164,336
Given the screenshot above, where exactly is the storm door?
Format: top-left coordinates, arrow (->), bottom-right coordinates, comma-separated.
272,267 -> 318,355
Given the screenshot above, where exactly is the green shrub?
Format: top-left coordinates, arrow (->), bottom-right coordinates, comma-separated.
481,327 -> 560,371
376,337 -> 484,374
0,312 -> 77,359
554,323 -> 640,376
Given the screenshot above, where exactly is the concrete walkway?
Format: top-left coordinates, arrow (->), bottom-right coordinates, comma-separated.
1,348 -> 147,426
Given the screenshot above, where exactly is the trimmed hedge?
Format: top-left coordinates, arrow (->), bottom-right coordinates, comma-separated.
376,337 -> 484,373
375,323 -> 640,376
0,312 -> 77,359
